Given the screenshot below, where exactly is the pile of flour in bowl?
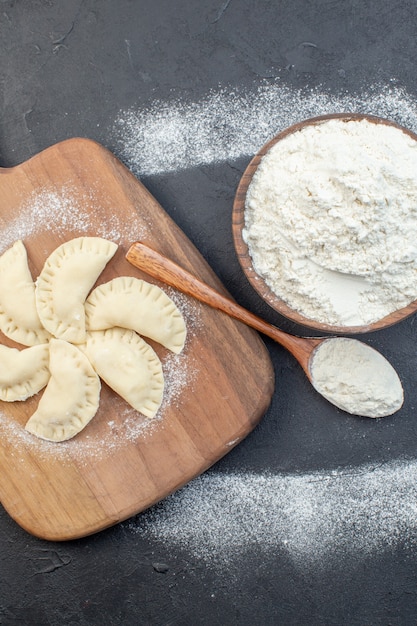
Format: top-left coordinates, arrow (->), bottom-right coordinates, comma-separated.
243,117 -> 417,327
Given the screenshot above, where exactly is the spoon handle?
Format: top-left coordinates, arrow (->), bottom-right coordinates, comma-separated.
126,242 -> 320,376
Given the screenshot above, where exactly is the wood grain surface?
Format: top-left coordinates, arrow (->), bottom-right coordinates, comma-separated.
0,138 -> 274,541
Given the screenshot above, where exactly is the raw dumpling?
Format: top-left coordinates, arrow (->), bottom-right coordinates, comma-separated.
25,338 -> 101,442
85,276 -> 186,354
83,327 -> 164,418
35,237 -> 118,344
0,240 -> 51,345
0,343 -> 50,401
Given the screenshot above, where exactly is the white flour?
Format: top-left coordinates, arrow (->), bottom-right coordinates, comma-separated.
114,82 -> 417,177
126,459 -> 417,572
243,118 -> 417,326
310,338 -> 404,417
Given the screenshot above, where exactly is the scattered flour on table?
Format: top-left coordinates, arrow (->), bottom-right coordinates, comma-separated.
114,82 -> 417,176
126,459 -> 417,570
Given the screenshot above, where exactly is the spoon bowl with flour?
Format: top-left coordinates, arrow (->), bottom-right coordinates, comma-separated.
127,243 -> 404,419
233,113 -> 417,334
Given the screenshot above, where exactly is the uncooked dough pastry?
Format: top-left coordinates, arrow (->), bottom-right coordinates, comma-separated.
83,327 -> 164,418
35,237 -> 118,344
0,343 -> 50,401
0,240 -> 51,345
25,338 -> 101,442
85,276 -> 187,354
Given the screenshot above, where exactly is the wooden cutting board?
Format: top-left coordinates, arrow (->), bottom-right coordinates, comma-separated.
0,138 -> 274,541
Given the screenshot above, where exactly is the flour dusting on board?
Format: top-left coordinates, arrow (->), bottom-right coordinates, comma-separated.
0,307 -> 199,464
0,185 -> 147,253
0,186 -> 202,462
114,82 -> 417,176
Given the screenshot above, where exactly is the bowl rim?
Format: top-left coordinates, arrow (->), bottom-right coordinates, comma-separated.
232,112 -> 417,334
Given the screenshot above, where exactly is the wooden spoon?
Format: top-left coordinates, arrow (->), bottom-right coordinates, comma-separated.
126,242 -> 337,378
126,242 -> 404,418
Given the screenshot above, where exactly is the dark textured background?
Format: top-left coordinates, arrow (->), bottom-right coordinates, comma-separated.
2,1 -> 417,624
